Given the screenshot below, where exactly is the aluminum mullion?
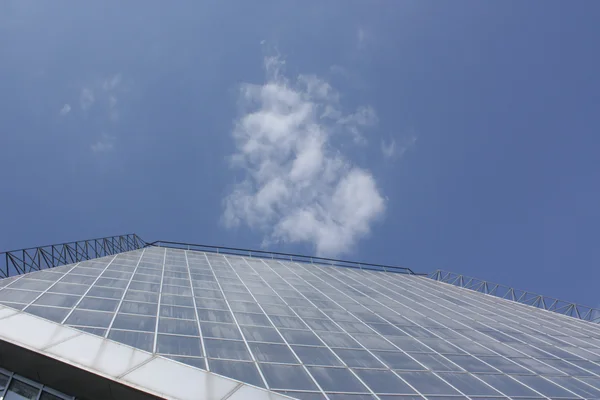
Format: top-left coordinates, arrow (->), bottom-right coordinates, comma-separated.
202,253 -> 269,389
61,255 -> 118,324
360,270 -> 583,398
104,248 -> 146,337
351,270 -> 557,394
356,271 -> 555,398
184,250 -> 208,370
152,247 -> 167,353
271,260 -> 429,399
254,257 -> 405,399
404,276 -> 600,385
0,371 -> 12,399
406,274 -> 600,372
290,262 -> 480,399
223,256 -> 332,400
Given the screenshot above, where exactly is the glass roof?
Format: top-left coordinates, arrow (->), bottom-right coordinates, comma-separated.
1,246 -> 600,399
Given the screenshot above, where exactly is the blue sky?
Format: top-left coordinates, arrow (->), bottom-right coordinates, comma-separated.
1,2 -> 599,308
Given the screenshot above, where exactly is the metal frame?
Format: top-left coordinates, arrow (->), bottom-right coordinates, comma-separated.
0,234 -> 145,278
146,239 -> 419,275
3,233 -> 598,325
428,270 -> 600,324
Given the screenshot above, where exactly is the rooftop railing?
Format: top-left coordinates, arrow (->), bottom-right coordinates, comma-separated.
429,270 -> 600,324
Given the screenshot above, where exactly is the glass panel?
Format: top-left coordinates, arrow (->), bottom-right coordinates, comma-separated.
23,306 -> 70,323
112,314 -> 156,332
317,332 -> 361,349
546,376 -> 600,398
194,297 -> 228,310
159,305 -> 196,320
33,293 -> 80,308
39,392 -> 66,400
444,355 -> 499,373
87,286 -> 123,299
292,346 -> 343,366
200,322 -> 243,340
512,375 -> 580,397
197,309 -> 234,323
373,351 -> 426,370
353,369 -> 417,394
156,334 -> 203,357
0,373 -> 9,392
77,297 -> 119,312
164,355 -> 206,369
108,330 -> 154,352
333,349 -> 386,368
307,366 -> 369,392
260,363 -> 318,390
248,342 -> 298,363
47,283 -> 89,295
274,392 -> 325,400
124,290 -> 159,303
158,318 -> 199,336
476,356 -> 532,374
5,379 -> 39,400
409,353 -> 464,372
65,310 -> 114,328
241,326 -> 284,343
119,301 -> 157,316
476,374 -> 541,396
0,289 -> 41,303
436,372 -> 502,396
397,371 -> 460,395
208,360 -> 265,388
204,339 -> 251,360
279,329 -> 323,346
351,334 -> 397,351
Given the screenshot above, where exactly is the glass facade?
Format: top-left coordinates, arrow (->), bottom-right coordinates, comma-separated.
0,368 -> 73,400
1,246 -> 600,399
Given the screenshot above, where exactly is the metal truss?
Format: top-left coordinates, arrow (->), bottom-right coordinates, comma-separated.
8,235 -> 597,325
0,234 -> 145,278
429,270 -> 600,324
145,240 -> 420,275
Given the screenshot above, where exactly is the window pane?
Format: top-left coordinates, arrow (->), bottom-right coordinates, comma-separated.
0,373 -> 9,392
353,369 -> 416,394
5,379 -> 39,400
397,371 -> 460,395
112,314 -> 156,332
259,364 -> 318,391
205,339 -> 251,360
209,360 -> 265,388
108,330 -> 154,352
279,329 -> 322,346
248,342 -> 298,363
307,366 -> 369,392
333,349 -> 386,368
241,326 -> 284,343
436,372 -> 502,396
200,322 -> 243,340
156,334 -> 203,357
292,346 -> 343,366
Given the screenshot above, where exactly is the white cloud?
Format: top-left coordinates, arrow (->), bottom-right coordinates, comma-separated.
80,88 -> 95,111
357,28 -> 367,50
381,138 -> 396,159
108,95 -> 118,122
223,56 -> 385,257
381,134 -> 417,160
59,104 -> 71,116
102,74 -> 122,91
91,133 -> 115,152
